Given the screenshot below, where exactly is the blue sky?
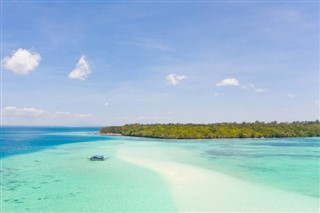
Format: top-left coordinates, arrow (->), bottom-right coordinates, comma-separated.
1,1 -> 319,126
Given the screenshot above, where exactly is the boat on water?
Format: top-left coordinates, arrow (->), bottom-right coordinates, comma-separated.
89,155 -> 105,161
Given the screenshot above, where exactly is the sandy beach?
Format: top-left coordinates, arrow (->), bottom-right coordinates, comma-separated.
118,147 -> 320,212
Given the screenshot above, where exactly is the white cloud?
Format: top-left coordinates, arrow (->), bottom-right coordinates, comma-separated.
213,92 -> 219,96
55,111 -> 91,118
217,78 -> 267,93
3,106 -> 91,118
254,88 -> 268,93
217,78 -> 239,87
104,102 -> 109,106
166,73 -> 187,86
241,83 -> 255,89
242,83 -> 267,93
3,106 -> 45,116
2,49 -> 41,75
68,56 -> 91,80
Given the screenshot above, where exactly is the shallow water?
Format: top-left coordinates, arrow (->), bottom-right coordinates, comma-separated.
1,127 -> 319,212
1,142 -> 176,212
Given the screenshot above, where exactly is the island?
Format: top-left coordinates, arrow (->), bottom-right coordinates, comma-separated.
100,121 -> 320,139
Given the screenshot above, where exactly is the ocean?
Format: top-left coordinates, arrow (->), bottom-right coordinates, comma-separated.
1,126 -> 319,212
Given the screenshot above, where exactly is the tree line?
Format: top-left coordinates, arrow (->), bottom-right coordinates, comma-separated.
100,121 -> 320,139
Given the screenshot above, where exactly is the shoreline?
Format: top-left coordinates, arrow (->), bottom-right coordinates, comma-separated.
99,131 -> 320,140
99,132 -> 122,136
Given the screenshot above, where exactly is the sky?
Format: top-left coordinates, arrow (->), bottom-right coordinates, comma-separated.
1,1 -> 319,126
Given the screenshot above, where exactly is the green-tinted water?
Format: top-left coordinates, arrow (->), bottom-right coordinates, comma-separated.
1,133 -> 319,212
2,141 -> 176,212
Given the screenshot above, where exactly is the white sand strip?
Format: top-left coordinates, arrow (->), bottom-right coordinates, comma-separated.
118,148 -> 320,212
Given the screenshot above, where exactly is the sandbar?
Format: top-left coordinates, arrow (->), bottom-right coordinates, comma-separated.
118,147 -> 320,212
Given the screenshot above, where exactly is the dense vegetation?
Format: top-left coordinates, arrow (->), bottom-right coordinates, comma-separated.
100,121 -> 320,139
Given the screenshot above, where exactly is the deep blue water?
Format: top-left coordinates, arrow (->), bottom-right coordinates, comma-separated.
0,126 -> 108,158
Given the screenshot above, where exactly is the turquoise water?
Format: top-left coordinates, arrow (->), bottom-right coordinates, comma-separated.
1,127 -> 319,212
175,138 -> 320,198
134,137 -> 320,198
2,143 -> 175,212
200,138 -> 320,198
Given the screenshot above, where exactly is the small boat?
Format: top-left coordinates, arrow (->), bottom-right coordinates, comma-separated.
89,155 -> 105,161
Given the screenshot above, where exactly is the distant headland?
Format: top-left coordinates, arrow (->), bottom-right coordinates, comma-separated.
100,121 -> 320,139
